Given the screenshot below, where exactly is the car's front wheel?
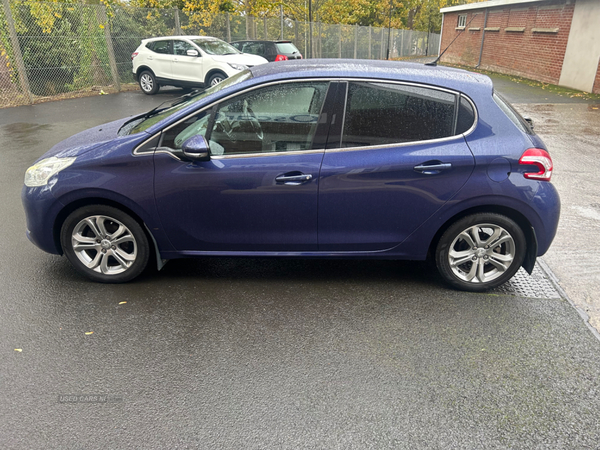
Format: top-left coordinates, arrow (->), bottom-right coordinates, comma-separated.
207,72 -> 227,87
60,205 -> 150,283
138,70 -> 159,95
435,213 -> 526,292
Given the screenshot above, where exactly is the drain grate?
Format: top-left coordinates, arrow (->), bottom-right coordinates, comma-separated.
491,263 -> 561,299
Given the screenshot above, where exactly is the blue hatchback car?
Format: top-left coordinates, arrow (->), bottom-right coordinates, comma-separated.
22,60 -> 560,291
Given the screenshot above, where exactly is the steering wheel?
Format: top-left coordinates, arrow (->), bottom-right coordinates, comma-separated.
243,99 -> 263,141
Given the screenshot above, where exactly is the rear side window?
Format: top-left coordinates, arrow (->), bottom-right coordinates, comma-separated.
242,42 -> 265,56
148,40 -> 171,54
493,92 -> 533,134
341,82 -> 456,148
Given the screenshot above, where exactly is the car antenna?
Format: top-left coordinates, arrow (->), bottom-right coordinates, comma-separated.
426,13 -> 480,67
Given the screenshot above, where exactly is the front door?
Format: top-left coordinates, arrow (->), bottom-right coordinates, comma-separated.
172,40 -> 204,83
153,80 -> 333,252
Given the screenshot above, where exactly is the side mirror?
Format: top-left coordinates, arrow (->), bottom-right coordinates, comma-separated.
186,49 -> 199,57
182,135 -> 210,161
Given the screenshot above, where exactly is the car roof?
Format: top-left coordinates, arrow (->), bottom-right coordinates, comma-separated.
248,59 -> 492,95
142,35 -> 222,42
231,40 -> 293,43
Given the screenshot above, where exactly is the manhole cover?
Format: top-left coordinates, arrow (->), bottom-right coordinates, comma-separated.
491,263 -> 561,299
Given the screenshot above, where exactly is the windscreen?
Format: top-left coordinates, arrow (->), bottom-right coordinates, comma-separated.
193,39 -> 240,55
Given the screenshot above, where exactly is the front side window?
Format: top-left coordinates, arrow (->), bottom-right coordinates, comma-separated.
173,40 -> 196,56
341,82 -> 456,148
208,82 -> 329,156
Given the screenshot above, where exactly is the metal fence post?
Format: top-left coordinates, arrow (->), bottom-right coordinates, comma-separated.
280,5 -> 284,40
263,17 -> 267,40
317,21 -> 321,58
226,13 -> 231,42
380,28 -> 384,59
2,0 -> 33,104
354,24 -> 358,59
294,20 -> 298,48
174,8 -> 181,35
368,26 -> 371,59
100,6 -> 120,91
338,25 -> 342,58
400,30 -> 404,57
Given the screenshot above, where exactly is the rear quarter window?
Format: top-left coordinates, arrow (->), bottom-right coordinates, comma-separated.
456,96 -> 476,134
493,92 -> 533,134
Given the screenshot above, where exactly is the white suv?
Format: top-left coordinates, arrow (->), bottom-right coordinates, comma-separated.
131,36 -> 268,95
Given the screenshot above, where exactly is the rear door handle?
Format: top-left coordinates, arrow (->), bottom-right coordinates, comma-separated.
414,162 -> 452,175
275,173 -> 313,185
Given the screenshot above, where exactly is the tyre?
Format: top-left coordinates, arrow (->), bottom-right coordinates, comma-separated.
60,205 -> 150,283
138,70 -> 159,95
435,213 -> 526,292
207,72 -> 227,87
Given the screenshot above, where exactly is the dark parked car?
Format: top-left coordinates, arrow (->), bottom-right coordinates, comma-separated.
22,60 -> 560,291
230,40 -> 302,62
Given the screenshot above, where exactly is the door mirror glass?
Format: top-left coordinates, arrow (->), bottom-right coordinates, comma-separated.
182,135 -> 210,161
186,49 -> 199,57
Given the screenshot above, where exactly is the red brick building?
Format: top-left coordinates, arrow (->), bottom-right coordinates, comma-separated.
440,0 -> 600,94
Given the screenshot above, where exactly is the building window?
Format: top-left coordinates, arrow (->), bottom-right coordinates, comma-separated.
457,14 -> 467,28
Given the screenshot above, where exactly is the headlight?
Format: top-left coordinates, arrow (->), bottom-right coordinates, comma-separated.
24,156 -> 76,187
228,63 -> 247,71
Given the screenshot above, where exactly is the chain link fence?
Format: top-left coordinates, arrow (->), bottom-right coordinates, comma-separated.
0,0 -> 440,108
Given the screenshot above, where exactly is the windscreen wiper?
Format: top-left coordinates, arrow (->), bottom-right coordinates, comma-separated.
141,88 -> 205,119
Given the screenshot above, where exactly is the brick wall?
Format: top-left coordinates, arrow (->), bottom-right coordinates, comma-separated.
440,0 -> 575,85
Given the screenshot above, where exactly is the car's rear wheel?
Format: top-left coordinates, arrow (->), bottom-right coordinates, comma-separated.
435,213 -> 526,292
139,70 -> 159,95
60,205 -> 150,283
207,72 -> 227,87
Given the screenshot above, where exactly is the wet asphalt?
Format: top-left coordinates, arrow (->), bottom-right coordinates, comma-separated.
1,81 -> 600,449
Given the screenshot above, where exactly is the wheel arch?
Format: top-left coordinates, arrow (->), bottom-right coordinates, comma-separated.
427,204 -> 537,274
205,69 -> 227,85
136,66 -> 155,78
53,197 -> 162,269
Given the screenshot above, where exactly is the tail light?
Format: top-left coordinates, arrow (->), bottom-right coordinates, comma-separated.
519,148 -> 553,181
131,52 -> 139,60
275,54 -> 288,61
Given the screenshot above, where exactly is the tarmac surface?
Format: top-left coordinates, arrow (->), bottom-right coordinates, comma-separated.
1,77 -> 600,448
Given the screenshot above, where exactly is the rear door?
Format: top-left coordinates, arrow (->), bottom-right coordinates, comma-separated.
318,81 -> 475,252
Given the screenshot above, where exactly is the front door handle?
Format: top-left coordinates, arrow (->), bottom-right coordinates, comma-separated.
275,173 -> 313,185
414,162 -> 452,175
